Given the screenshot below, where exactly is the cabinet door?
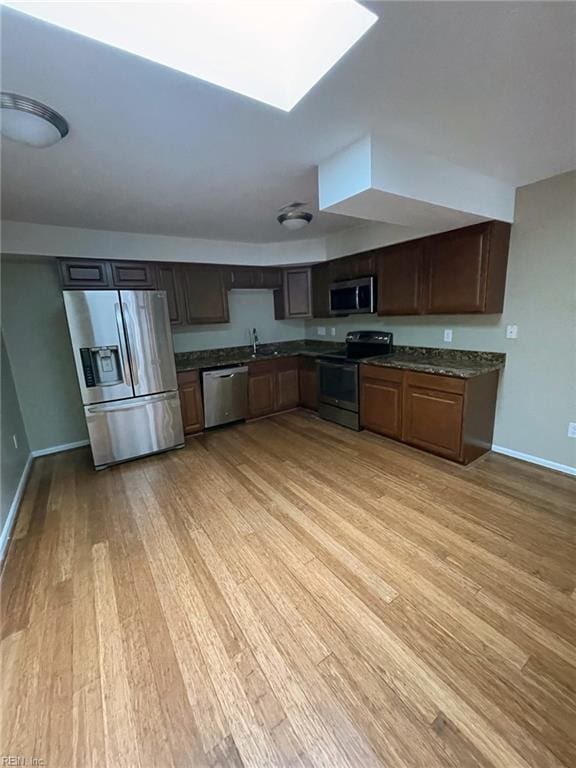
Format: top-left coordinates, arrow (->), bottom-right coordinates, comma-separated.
228,266 -> 255,289
177,371 -> 204,435
276,359 -> 300,411
157,264 -> 185,325
110,261 -> 157,289
403,384 -> 464,460
283,268 -> 312,318
183,265 -> 229,324
58,259 -> 112,289
299,358 -> 318,410
378,241 -> 424,315
248,372 -> 276,418
311,263 -> 331,318
424,225 -> 488,313
360,366 -> 403,439
262,268 -> 283,290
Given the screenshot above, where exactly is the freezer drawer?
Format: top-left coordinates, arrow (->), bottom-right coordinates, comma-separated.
85,391 -> 184,469
203,366 -> 248,428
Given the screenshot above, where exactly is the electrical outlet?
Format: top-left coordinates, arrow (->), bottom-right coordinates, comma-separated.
317,326 -> 326,336
330,327 -> 336,337
506,324 -> 518,339
568,422 -> 576,438
12,434 -> 18,450
443,329 -> 453,343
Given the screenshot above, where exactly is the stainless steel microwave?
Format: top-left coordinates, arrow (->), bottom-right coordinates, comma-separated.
329,276 -> 375,315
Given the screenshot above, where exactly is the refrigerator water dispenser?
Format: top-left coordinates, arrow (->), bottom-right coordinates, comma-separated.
80,346 -> 123,387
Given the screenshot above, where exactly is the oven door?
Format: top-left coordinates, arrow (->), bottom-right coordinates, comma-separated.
318,361 -> 358,412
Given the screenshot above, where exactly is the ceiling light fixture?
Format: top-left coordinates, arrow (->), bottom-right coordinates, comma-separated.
1,92 -> 69,147
3,1 -> 378,112
277,211 -> 314,231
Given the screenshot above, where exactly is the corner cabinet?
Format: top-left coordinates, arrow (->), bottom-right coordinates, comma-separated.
360,364 -> 500,464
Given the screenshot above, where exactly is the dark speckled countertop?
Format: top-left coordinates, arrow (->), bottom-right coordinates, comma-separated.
174,340 -> 344,372
175,341 -> 505,379
360,346 -> 505,378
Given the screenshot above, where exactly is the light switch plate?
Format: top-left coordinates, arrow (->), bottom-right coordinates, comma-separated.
330,327 -> 336,336
568,422 -> 576,438
443,329 -> 453,343
506,324 -> 518,339
317,326 -> 326,336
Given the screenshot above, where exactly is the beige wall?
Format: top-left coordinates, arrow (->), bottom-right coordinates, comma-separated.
307,171 -> 576,470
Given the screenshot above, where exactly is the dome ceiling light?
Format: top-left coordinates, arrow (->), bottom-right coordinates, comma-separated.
1,93 -> 69,148
277,202 -> 314,231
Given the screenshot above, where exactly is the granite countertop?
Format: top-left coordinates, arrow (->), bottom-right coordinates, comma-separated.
175,341 -> 505,379
174,340 -> 344,372
360,346 -> 505,379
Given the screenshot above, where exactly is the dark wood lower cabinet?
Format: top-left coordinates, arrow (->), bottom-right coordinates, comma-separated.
177,370 -> 204,435
248,361 -> 277,418
360,365 -> 499,464
276,359 -> 300,411
360,367 -> 403,439
403,384 -> 464,460
248,357 -> 301,418
299,358 -> 318,410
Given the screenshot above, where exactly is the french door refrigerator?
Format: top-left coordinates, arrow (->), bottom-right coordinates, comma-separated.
63,290 -> 184,469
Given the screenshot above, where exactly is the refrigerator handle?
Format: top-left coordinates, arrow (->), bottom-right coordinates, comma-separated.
114,302 -> 134,389
121,302 -> 140,387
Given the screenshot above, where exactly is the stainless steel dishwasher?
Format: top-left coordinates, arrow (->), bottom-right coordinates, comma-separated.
202,366 -> 248,428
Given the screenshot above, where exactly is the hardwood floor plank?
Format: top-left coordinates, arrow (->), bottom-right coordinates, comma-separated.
2,411 -> 574,767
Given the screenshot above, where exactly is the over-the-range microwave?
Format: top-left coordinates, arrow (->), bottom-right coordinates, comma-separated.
329,276 -> 375,315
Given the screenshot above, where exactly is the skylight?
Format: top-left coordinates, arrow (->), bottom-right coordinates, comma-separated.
5,1 -> 378,111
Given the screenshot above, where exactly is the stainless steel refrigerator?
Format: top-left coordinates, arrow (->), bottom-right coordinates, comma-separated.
63,289 -> 184,469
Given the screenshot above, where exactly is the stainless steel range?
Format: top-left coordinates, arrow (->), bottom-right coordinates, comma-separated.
317,331 -> 393,430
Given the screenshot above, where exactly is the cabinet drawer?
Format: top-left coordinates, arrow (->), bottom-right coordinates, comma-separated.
59,259 -> 112,288
405,370 -> 466,395
111,261 -> 157,288
360,364 -> 404,384
177,370 -> 199,386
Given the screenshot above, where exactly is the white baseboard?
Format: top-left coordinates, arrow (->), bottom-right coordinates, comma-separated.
32,439 -> 89,457
492,445 -> 576,477
0,453 -> 33,565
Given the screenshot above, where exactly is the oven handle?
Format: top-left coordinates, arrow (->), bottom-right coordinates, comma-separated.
318,361 -> 358,372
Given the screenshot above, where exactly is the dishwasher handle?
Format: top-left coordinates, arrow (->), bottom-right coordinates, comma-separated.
203,366 -> 248,380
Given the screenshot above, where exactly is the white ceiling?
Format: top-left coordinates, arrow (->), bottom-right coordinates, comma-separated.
2,2 -> 575,244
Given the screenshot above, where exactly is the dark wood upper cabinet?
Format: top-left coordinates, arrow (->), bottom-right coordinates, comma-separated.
423,221 -> 510,314
311,263 -> 331,318
360,365 -> 403,439
182,265 -> 229,325
377,241 -> 424,316
58,259 -> 112,289
274,268 -> 312,319
110,261 -> 157,289
157,264 -> 185,325
227,266 -> 283,290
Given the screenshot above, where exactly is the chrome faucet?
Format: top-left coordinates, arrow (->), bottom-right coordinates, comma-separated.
252,327 -> 259,356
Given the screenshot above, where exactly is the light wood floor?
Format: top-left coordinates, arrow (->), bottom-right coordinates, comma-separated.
2,410 -> 576,767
